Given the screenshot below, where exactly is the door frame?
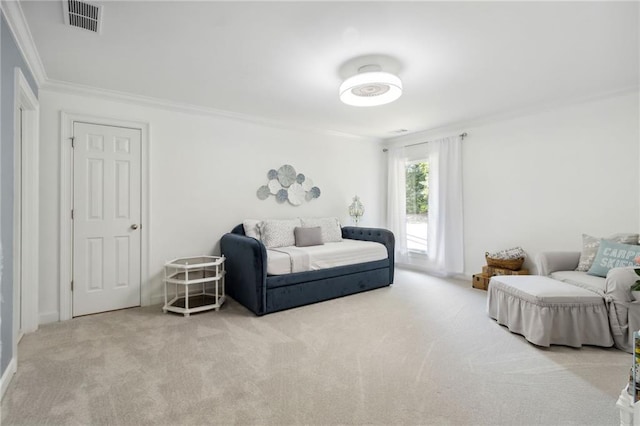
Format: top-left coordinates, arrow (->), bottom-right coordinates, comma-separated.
12,68 -> 39,352
59,112 -> 150,321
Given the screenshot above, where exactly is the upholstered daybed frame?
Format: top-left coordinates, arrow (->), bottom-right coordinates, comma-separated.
220,225 -> 395,315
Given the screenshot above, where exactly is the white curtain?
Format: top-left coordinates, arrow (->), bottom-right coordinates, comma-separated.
386,145 -> 408,261
426,135 -> 464,276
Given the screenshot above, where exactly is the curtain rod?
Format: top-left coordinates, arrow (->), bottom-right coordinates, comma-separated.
382,132 -> 467,152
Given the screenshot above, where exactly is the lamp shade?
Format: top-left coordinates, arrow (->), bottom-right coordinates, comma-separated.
339,71 -> 402,107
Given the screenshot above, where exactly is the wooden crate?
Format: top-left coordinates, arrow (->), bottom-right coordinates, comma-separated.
472,273 -> 491,290
482,265 -> 529,277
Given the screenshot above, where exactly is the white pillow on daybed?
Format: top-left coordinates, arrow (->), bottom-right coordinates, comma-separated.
258,219 -> 301,248
243,219 -> 262,240
300,217 -> 342,242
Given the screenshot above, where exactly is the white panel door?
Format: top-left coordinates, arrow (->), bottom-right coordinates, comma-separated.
73,122 -> 142,316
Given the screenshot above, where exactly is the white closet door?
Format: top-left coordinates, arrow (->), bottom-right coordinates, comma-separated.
73,122 -> 141,316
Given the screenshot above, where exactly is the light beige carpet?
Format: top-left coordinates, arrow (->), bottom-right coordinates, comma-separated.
1,269 -> 630,425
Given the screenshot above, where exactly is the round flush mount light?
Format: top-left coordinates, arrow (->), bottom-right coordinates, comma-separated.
339,64 -> 402,107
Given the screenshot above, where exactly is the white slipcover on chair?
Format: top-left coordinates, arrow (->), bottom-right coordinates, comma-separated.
604,267 -> 640,353
487,275 -> 613,348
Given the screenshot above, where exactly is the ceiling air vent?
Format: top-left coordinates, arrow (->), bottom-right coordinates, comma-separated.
63,0 -> 102,34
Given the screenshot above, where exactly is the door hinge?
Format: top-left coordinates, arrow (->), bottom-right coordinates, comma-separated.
71,280 -> 74,291
71,209 -> 74,220
70,136 -> 75,148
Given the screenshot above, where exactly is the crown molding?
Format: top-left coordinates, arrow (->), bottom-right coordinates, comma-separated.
0,0 -> 47,87
385,85 -> 640,145
42,78 -> 378,142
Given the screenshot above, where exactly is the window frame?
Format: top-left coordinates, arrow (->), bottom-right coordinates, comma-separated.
404,158 -> 429,255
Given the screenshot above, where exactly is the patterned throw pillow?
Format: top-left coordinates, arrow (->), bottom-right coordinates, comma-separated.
486,247 -> 525,260
576,233 -> 639,272
258,219 -> 301,248
300,217 -> 342,242
587,240 -> 640,277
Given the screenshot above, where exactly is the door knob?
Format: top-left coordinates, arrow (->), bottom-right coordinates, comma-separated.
131,224 -> 139,230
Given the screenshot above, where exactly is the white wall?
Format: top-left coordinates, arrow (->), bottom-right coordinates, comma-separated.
387,91 -> 640,275
38,89 -> 385,322
38,88 -> 639,321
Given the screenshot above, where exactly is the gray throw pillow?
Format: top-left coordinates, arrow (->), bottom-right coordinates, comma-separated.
294,226 -> 324,247
576,233 -> 639,272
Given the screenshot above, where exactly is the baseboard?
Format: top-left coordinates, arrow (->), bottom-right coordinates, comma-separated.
396,264 -> 472,282
150,294 -> 165,306
0,357 -> 17,401
395,263 -> 431,273
39,311 -> 59,324
40,300 -> 162,323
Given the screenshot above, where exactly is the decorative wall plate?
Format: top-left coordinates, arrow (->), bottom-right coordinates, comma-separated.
305,187 -> 321,201
309,187 -> 321,198
268,179 -> 282,194
257,185 -> 270,200
275,189 -> 288,203
257,165 -> 321,206
288,183 -> 305,206
277,165 -> 297,187
302,178 -> 314,191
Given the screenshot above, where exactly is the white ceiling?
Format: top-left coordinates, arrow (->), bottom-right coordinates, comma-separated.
20,1 -> 639,139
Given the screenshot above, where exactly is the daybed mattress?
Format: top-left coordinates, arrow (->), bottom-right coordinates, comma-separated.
266,239 -> 388,275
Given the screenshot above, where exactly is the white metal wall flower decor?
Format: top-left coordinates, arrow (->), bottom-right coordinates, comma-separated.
257,164 -> 321,206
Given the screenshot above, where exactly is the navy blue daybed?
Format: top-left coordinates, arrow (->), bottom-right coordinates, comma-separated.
220,225 -> 395,315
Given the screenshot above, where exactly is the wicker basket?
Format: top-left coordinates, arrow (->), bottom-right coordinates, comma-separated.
485,253 -> 524,271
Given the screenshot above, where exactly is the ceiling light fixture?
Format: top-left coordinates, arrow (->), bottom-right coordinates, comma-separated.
339,65 -> 402,107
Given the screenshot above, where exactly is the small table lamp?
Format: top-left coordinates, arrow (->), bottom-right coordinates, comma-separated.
349,195 -> 365,226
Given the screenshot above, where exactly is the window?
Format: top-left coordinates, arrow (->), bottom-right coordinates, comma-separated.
387,135 -> 463,273
405,160 -> 429,254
